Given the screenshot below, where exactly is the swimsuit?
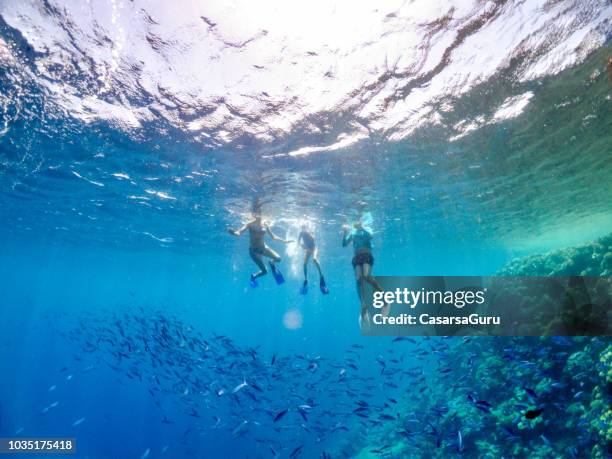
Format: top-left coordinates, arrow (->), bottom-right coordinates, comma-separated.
249,223 -> 267,253
352,251 -> 374,268
299,231 -> 316,250
250,246 -> 267,256
348,229 -> 374,268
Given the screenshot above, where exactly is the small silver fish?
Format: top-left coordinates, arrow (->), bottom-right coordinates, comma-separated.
232,420 -> 248,437
72,417 -> 85,426
41,401 -> 59,414
232,379 -> 247,394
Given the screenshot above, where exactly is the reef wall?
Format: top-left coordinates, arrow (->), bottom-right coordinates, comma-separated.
354,235 -> 611,458
498,233 -> 612,276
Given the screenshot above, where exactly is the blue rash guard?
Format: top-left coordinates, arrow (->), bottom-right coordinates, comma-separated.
343,228 -> 372,254
343,228 -> 374,268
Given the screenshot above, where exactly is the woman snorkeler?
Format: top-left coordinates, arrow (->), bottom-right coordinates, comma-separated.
229,212 -> 293,287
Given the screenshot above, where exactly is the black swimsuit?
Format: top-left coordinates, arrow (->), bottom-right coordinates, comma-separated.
250,246 -> 267,255
249,224 -> 267,255
352,251 -> 374,268
299,231 -> 315,250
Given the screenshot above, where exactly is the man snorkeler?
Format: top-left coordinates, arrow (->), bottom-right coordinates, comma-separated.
342,220 -> 387,326
228,213 -> 293,287
297,224 -> 329,295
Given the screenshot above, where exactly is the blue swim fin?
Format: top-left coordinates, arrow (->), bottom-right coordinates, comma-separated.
319,277 -> 329,294
269,262 -> 284,285
249,274 -> 258,288
300,280 -> 308,295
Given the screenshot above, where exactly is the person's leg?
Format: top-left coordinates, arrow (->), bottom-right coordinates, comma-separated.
262,246 -> 284,283
354,265 -> 362,297
299,251 -> 311,293
362,264 -> 383,292
355,265 -> 367,320
363,263 -> 389,316
313,249 -> 328,293
249,249 -> 268,279
262,246 -> 281,263
303,251 -> 312,281
312,249 -> 324,278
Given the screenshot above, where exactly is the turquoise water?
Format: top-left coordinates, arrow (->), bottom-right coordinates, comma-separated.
1,1 -> 611,458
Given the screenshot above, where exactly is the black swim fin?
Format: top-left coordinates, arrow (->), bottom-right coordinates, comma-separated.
320,277 -> 329,294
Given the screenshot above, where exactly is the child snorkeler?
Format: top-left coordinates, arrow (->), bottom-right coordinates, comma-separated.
298,224 -> 329,295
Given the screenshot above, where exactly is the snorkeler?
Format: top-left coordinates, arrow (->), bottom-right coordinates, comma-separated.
297,224 -> 329,295
342,221 -> 387,325
228,213 -> 293,287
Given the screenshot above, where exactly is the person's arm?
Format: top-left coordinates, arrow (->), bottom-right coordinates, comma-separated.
267,225 -> 293,244
228,221 -> 250,236
298,232 -> 305,249
341,225 -> 352,247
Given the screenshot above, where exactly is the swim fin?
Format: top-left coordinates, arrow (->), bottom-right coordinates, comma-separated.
319,277 -> 329,294
269,262 -> 285,285
359,311 -> 370,331
249,274 -> 258,288
300,280 -> 308,295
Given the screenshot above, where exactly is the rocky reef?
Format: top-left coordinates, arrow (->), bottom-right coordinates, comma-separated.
498,233 -> 612,276
492,233 -> 612,335
354,235 -> 611,458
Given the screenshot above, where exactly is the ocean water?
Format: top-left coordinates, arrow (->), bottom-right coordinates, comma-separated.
1,1 -> 611,458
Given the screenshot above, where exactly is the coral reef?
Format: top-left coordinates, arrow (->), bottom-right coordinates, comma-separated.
355,235 -> 611,457
355,337 -> 609,458
499,233 -> 612,276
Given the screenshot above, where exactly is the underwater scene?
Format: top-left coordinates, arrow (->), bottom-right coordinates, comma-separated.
0,0 -> 611,458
